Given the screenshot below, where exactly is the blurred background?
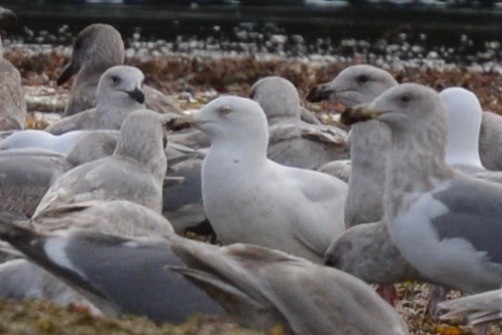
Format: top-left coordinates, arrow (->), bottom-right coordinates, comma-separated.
2,0 -> 501,52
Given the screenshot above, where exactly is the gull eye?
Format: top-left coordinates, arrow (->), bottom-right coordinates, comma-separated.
219,106 -> 232,116
400,94 -> 410,103
111,76 -> 120,85
357,75 -> 369,83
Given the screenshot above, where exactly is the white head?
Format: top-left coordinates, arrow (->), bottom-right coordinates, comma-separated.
440,87 -> 484,170
190,96 -> 269,155
250,76 -> 302,119
307,65 -> 398,107
96,65 -> 145,109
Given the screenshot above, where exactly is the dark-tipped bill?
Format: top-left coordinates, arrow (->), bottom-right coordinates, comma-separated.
127,88 -> 145,104
167,115 -> 197,131
306,84 -> 333,103
340,104 -> 382,126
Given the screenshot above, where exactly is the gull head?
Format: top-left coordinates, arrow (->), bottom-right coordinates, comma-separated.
57,23 -> 125,86
340,83 -> 446,132
178,96 -> 269,145
307,65 -> 398,108
250,76 -> 301,119
440,87 -> 483,169
96,65 -> 145,108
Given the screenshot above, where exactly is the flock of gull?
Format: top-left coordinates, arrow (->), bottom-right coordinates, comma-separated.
0,5 -> 500,335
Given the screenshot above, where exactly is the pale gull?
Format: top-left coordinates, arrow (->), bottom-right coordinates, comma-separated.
174,96 -> 347,262
342,83 -> 502,293
251,76 -> 348,169
0,7 -> 26,130
58,23 -> 181,116
34,109 -> 167,216
441,87 -> 502,183
0,129 -> 118,157
47,65 -> 147,134
0,223 -> 409,334
439,288 -> 502,326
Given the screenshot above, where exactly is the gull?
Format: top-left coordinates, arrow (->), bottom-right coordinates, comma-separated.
57,23 -> 181,117
251,76 -> 348,169
0,6 -> 26,130
340,83 -> 502,294
173,96 -> 347,262
47,65 -> 147,134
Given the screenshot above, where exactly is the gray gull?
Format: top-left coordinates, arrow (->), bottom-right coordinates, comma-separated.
0,258 -> 99,313
0,222 -> 409,334
479,111 -> 502,171
174,96 -> 347,262
47,65 -> 147,134
57,23 -> 181,116
0,6 -> 26,130
309,64 -> 502,172
324,222 -> 423,285
173,240 -> 409,335
0,199 -> 174,310
251,76 -> 348,169
341,83 -> 502,293
0,149 -> 72,217
0,224 -> 222,323
308,65 -> 397,226
34,109 -> 167,216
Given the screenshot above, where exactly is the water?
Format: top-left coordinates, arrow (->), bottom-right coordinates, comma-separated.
2,0 -> 501,62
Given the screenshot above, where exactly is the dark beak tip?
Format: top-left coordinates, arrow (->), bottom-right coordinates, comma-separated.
56,62 -> 76,86
128,89 -> 145,104
306,86 -> 332,103
306,87 -> 320,102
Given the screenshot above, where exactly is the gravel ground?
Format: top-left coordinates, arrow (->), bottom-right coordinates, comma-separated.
0,34 -> 501,334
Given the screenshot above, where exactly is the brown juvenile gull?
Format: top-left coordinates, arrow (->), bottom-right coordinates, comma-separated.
58,23 -> 181,117
174,96 -> 347,262
341,83 -> 502,294
47,65 -> 147,135
34,109 -> 167,216
0,223 -> 409,334
0,7 -> 26,130
439,288 -> 502,326
250,76 -> 348,170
